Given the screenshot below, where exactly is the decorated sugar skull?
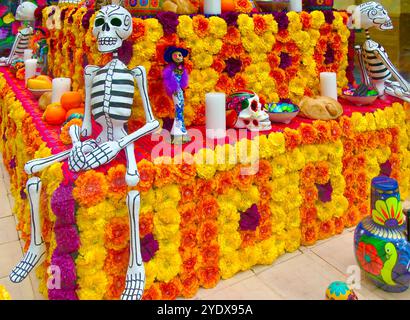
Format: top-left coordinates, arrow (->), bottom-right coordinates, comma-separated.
15,1 -> 37,22
92,5 -> 132,53
226,91 -> 272,131
347,2 -> 393,31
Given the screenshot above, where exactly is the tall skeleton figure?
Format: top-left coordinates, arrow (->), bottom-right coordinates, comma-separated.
0,1 -> 38,67
9,5 -> 160,301
347,2 -> 410,102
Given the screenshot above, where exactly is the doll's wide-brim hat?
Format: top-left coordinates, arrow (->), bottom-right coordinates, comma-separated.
164,46 -> 189,63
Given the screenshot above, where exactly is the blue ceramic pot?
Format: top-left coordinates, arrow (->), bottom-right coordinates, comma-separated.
354,176 -> 410,293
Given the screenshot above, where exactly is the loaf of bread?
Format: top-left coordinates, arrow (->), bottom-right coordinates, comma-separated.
162,0 -> 198,14
299,96 -> 343,120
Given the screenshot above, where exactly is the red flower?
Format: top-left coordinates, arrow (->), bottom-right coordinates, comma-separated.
193,15 -> 210,38
253,15 -> 268,35
356,242 -> 383,276
299,123 -> 318,145
159,280 -> 181,300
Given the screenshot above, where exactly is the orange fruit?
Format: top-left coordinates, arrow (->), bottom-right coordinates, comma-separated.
65,107 -> 84,120
43,103 -> 67,125
61,91 -> 83,111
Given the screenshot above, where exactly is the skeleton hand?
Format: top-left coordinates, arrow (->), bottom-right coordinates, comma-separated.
81,140 -> 122,170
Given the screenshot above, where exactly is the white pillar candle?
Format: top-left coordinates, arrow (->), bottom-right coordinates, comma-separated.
320,72 -> 338,101
25,59 -> 38,86
24,49 -> 33,62
204,0 -> 221,15
289,0 -> 303,12
206,92 -> 226,139
52,78 -> 71,103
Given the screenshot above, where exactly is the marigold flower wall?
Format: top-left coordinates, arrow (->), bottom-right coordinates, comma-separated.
41,6 -> 353,128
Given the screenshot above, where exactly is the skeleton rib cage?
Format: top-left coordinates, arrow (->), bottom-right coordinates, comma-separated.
362,39 -> 391,82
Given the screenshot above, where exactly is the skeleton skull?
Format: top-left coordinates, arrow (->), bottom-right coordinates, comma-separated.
93,5 -> 132,53
15,1 -> 37,22
347,2 -> 393,31
226,91 -> 272,132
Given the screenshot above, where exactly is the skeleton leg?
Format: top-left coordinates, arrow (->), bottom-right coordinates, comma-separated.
10,177 -> 46,283
24,150 -> 71,174
121,190 -> 145,301
354,45 -> 372,87
124,142 -> 140,187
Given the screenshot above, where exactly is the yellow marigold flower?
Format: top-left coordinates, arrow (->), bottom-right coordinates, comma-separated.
0,285 -> 11,300
286,148 -> 306,172
155,207 -> 180,226
311,11 -> 325,29
177,15 -> 194,39
237,14 -> 254,36
215,144 -> 236,171
219,252 -> 241,279
219,232 -> 242,252
284,228 -> 301,253
333,195 -> 349,217
270,206 -> 286,232
154,223 -> 180,240
271,154 -> 287,177
209,16 -> 227,38
76,246 -> 107,270
287,11 -> 302,33
302,145 -> 320,163
218,221 -> 240,235
218,202 -> 240,223
286,208 -> 301,229
240,245 -> 261,271
351,112 -> 368,132
268,132 -> 286,155
365,113 -> 377,131
257,238 -> 280,265
155,253 -> 181,282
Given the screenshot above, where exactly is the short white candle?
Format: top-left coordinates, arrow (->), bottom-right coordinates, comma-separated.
52,78 -> 71,103
24,49 -> 33,62
289,0 -> 303,12
320,72 -> 338,101
206,92 -> 226,139
204,0 -> 221,15
25,59 -> 38,86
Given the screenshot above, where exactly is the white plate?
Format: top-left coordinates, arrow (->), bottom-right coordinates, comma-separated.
341,94 -> 378,106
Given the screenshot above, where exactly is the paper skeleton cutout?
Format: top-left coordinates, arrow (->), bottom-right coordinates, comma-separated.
0,1 -> 37,66
10,5 -> 160,301
226,91 -> 272,131
347,2 -> 410,102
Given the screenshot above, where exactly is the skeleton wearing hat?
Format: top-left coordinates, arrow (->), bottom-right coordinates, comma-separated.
0,1 -> 38,66
9,4 -> 160,301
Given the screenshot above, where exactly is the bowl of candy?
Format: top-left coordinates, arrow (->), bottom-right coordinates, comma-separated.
342,84 -> 379,105
265,102 -> 299,124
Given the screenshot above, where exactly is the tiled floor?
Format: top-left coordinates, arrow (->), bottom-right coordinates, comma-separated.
0,155 -> 409,300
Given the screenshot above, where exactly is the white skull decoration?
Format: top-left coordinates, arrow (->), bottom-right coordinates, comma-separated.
347,2 -> 393,31
226,91 -> 272,131
15,1 -> 38,22
92,5 -> 132,53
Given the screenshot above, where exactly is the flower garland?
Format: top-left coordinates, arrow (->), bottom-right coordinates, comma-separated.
0,285 -> 11,300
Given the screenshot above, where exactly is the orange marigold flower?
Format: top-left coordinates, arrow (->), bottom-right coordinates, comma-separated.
258,183 -> 273,204
143,283 -> 162,300
276,29 -> 289,42
270,67 -> 286,84
339,116 -> 353,138
253,15 -> 268,35
318,220 -> 335,240
343,139 -> 354,155
60,118 -> 83,145
106,164 -> 127,203
154,163 -> 175,188
241,54 -> 252,68
301,224 -> 318,246
357,201 -> 369,218
196,178 -> 216,197
278,85 -> 289,99
180,184 -> 196,203
197,196 -> 219,221
315,162 -> 330,185
215,171 -> 234,194
198,266 -> 220,289
105,274 -> 126,300
140,213 -> 154,238
313,120 -> 331,143
267,53 -> 280,69
130,18 -> 145,41
198,220 -> 218,243
284,128 -> 301,150
255,160 -> 272,182
225,26 -> 241,45
378,130 -> 392,146
333,216 -> 345,234
302,185 -> 318,203
343,206 -> 360,228
355,133 -> 368,151
137,159 -> 155,192
234,0 -> 253,13
73,170 -> 108,207
181,253 -> 199,273
300,11 -> 312,29
199,243 -> 220,266
233,74 -> 247,92
299,123 -> 318,145
179,202 -> 198,226
193,15 -> 210,38
104,248 -> 129,275
233,165 -> 254,191
181,227 -> 198,249
300,205 -> 318,225
257,219 -> 272,241
105,217 -> 130,250
160,279 -> 181,300
240,230 -> 257,248
216,74 -> 233,92
356,153 -> 366,168
300,163 -> 317,186
175,161 -> 196,185
211,58 -> 226,73
179,272 -> 199,298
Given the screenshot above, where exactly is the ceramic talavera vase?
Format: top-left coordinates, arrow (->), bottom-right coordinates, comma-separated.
354,176 -> 410,293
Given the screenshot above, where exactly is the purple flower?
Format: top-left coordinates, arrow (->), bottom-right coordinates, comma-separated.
380,160 -> 392,177
50,252 -> 77,291
9,157 -> 16,169
20,187 -> 27,200
273,11 -> 289,31
316,181 -> 333,203
81,9 -> 95,30
224,58 -> 242,77
2,133 -> 6,142
48,289 -> 78,300
279,52 -> 292,69
221,12 -> 240,27
324,45 -> 335,65
157,11 -> 179,35
141,233 -> 159,263
239,204 -> 261,231
118,40 -> 133,65
55,225 -> 80,254
51,183 -> 75,225
324,10 -> 335,25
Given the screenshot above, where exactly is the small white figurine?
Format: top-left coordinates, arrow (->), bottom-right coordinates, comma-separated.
0,1 -> 38,66
347,2 -> 410,102
9,5 -> 160,301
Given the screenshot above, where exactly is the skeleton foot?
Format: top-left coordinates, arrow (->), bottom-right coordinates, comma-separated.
120,266 -> 146,300
9,242 -> 46,283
